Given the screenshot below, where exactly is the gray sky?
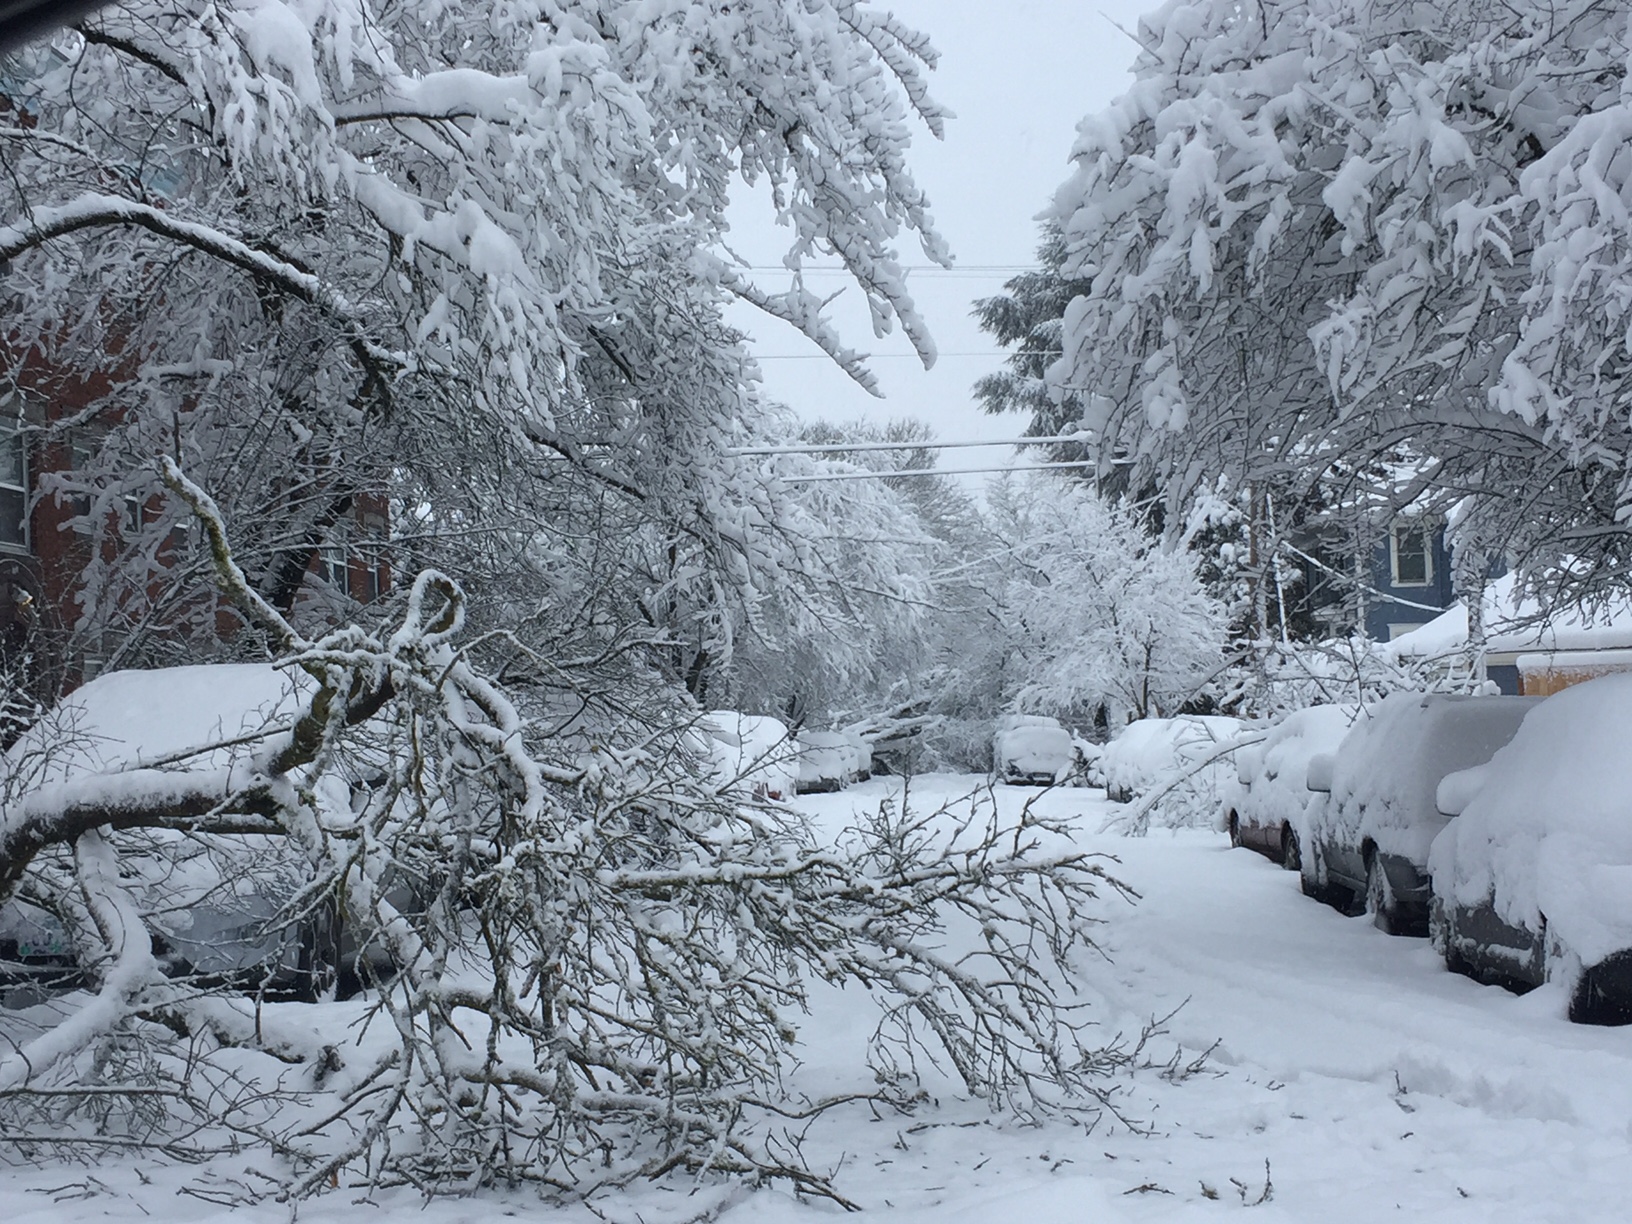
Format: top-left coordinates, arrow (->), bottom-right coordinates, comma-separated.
724,1 -> 1157,478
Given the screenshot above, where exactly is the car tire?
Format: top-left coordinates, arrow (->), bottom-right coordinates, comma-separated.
1280,825 -> 1301,872
1228,812 -> 1242,849
1365,853 -> 1398,935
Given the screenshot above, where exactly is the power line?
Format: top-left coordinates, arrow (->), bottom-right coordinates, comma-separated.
729,433 -> 1088,457
779,460 -> 1097,483
736,264 -> 1040,275
753,350 -> 1062,360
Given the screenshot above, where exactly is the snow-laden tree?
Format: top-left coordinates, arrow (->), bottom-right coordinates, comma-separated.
0,476 -> 1132,1196
988,477 -> 1225,725
0,0 -> 951,671
715,417 -> 986,737
0,0 -> 1145,1200
1046,0 -> 1632,611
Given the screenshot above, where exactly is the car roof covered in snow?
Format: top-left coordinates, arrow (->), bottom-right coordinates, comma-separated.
3,664 -> 309,788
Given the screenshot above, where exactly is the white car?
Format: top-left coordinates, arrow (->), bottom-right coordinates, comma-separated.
1429,675 -> 1632,1024
992,715 -> 1075,786
1220,704 -> 1357,870
795,729 -> 859,794
1099,715 -> 1245,815
1302,693 -> 1538,934
699,711 -> 797,801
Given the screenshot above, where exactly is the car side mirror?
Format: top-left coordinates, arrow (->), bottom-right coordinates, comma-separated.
1306,753 -> 1334,794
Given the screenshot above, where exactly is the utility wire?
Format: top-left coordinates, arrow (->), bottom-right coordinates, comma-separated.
778,460 -> 1097,483
729,433 -> 1088,457
753,350 -> 1062,360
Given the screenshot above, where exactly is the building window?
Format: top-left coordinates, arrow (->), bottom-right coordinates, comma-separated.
318,531 -> 349,596
1391,522 -> 1432,587
0,416 -> 27,552
358,510 -> 389,603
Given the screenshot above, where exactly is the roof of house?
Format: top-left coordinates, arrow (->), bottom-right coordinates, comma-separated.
1385,574 -> 1632,661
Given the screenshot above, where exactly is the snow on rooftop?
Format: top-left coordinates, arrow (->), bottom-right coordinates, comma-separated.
1385,573 -> 1632,661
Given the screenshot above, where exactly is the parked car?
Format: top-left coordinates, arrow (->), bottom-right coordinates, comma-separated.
1099,715 -> 1245,829
841,729 -> 874,782
0,664 -> 401,1004
1429,674 -> 1632,1024
1302,692 -> 1538,934
992,715 -> 1075,786
699,711 -> 797,801
795,729 -> 860,793
1221,704 -> 1358,870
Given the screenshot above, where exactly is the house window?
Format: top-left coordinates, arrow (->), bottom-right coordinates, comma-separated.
1391,522 -> 1432,587
318,532 -> 349,596
0,416 -> 27,552
358,510 -> 388,603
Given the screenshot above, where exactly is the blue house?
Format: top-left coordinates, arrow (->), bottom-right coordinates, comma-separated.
1297,518 -> 1457,642
1364,518 -> 1456,641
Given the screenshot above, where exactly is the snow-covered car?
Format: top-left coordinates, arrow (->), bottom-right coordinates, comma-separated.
795,729 -> 859,793
1099,715 -> 1245,824
992,715 -> 1075,786
1221,704 -> 1358,870
1429,675 -> 1632,1024
699,711 -> 797,801
0,665 -> 405,1004
1302,692 -> 1538,935
842,729 -> 874,782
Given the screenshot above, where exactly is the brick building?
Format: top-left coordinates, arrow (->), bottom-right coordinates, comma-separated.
0,372 -> 390,712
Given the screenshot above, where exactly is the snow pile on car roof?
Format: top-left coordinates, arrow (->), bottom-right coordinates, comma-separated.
1319,693 -> 1535,864
1100,715 -> 1246,827
1429,675 -> 1632,969
3,664 -> 310,789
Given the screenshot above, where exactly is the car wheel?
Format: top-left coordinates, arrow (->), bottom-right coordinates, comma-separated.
1228,812 -> 1242,849
1280,825 -> 1301,872
1365,853 -> 1398,935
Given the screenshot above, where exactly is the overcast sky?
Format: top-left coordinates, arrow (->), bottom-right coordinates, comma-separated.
724,0 -> 1158,479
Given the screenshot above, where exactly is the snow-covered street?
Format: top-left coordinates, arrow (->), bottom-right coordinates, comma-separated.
9,774 -> 1629,1224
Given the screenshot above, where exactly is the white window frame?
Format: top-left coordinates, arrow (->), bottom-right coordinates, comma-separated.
318,530 -> 349,595
1389,521 -> 1433,588
0,412 -> 28,555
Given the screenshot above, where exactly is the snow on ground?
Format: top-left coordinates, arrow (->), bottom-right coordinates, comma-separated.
6,775 -> 1631,1223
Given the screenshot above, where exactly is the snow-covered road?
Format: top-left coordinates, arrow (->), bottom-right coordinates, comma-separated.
7,774 -> 1629,1224
769,775 -> 1632,1224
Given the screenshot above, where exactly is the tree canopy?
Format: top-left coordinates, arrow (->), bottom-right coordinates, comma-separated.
1035,0 -> 1632,610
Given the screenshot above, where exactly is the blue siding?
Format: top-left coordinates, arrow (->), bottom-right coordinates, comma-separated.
1361,527 -> 1456,641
